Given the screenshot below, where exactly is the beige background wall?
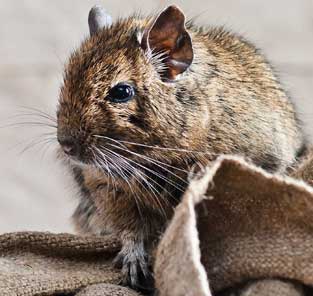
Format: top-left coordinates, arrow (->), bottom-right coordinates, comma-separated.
0,0 -> 312,233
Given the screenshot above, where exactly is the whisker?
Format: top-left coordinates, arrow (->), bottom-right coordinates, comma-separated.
100,145 -> 179,206
19,136 -> 57,155
0,121 -> 57,129
95,147 -> 147,220
10,112 -> 57,124
95,147 -> 153,219
99,145 -> 171,217
17,106 -> 57,122
106,142 -> 189,186
92,146 -> 118,201
106,144 -> 184,193
38,138 -> 58,160
93,135 -> 193,191
8,131 -> 57,152
96,135 -> 190,174
93,134 -> 214,156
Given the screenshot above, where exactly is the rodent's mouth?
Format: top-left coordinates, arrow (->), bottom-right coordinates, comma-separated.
59,142 -> 188,195
57,133 -> 187,184
58,148 -> 91,169
59,145 -> 139,178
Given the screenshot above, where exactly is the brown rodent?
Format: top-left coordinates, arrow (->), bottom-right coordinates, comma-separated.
56,4 -> 306,292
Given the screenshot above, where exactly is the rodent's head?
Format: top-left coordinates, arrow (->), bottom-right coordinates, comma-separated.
57,5 -> 200,175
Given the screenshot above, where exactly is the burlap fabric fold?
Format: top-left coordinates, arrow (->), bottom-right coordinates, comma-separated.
0,232 -> 129,295
1,150 -> 313,295
155,153 -> 313,296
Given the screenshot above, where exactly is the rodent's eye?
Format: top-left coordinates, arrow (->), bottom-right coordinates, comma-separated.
107,83 -> 135,103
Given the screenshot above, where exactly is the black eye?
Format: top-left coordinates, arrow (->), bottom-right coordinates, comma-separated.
107,83 -> 135,103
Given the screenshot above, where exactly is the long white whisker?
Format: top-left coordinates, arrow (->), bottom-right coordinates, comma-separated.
93,134 -> 213,156
101,146 -> 172,217
107,142 -> 188,186
96,135 -> 190,174
98,148 -> 147,220
18,136 -> 57,155
0,121 -> 57,129
91,149 -> 112,198
99,145 -> 169,218
17,106 -> 57,123
92,135 -> 188,191
106,144 -> 184,193
93,146 -> 118,201
100,145 -> 180,204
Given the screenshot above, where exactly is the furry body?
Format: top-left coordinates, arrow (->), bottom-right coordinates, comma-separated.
57,7 -> 305,291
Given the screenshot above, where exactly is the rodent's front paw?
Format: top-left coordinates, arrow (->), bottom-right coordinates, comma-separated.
113,242 -> 154,293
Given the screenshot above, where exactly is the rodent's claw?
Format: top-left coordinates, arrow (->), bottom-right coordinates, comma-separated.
114,244 -> 154,293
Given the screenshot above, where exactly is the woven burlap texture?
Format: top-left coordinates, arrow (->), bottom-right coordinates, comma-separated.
0,232 -> 126,295
1,150 -> 313,296
76,283 -> 140,296
155,153 -> 313,296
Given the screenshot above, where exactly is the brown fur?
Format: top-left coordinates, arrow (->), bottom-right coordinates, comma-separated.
57,7 -> 305,292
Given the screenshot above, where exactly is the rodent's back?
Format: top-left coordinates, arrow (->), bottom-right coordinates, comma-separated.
177,26 -> 305,171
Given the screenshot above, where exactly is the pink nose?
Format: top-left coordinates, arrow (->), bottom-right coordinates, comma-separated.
58,137 -> 78,156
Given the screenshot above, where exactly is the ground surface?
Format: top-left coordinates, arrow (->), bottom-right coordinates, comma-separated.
0,0 -> 312,233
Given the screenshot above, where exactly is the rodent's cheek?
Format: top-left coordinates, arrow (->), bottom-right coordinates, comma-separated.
104,101 -> 139,126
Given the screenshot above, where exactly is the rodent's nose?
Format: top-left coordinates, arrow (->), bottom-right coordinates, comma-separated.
58,136 -> 79,157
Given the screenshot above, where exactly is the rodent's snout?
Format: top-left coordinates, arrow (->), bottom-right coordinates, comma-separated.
57,135 -> 81,157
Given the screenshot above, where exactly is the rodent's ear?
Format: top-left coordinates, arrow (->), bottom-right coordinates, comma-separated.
141,5 -> 193,81
88,5 -> 112,36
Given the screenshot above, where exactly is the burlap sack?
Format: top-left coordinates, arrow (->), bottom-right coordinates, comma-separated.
155,154 -> 313,296
1,150 -> 313,295
237,280 -> 305,296
76,284 -> 141,296
0,232 -> 129,295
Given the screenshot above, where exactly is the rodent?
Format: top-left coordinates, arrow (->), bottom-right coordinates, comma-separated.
56,4 -> 306,292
